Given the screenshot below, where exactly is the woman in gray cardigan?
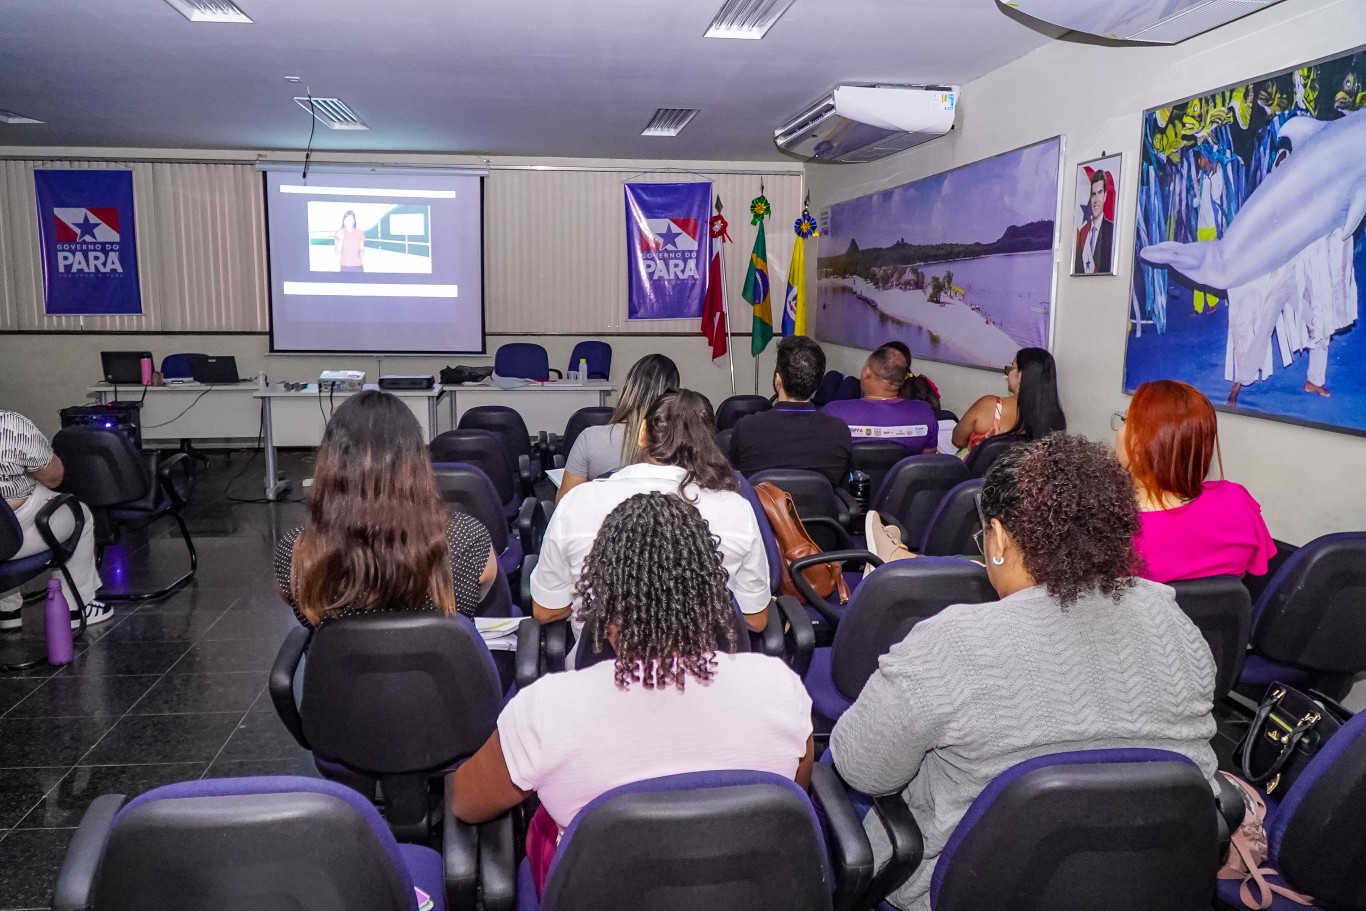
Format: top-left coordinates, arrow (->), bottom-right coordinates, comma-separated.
830,433 -> 1218,911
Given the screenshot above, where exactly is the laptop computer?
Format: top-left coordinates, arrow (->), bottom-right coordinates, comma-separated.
100,351 -> 152,385
188,355 -> 242,384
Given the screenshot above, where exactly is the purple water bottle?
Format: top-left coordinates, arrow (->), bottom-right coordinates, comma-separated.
44,579 -> 74,665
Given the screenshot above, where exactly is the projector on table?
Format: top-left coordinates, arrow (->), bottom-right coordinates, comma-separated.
319,370 -> 365,393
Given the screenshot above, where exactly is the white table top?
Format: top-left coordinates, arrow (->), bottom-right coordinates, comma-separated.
89,381 -> 259,393
452,380 -> 614,393
253,383 -> 445,398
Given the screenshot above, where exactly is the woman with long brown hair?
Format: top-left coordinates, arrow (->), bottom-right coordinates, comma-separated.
274,390 -> 496,626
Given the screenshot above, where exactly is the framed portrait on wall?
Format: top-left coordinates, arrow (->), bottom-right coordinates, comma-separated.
1071,153 -> 1122,276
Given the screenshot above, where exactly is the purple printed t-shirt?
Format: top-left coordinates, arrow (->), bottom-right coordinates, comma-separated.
822,398 -> 937,453
1134,480 -> 1275,583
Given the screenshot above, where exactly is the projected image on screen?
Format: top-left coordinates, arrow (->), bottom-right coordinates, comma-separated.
264,169 -> 484,354
306,201 -> 432,274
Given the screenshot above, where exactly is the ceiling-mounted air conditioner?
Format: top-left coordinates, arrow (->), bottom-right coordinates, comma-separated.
774,84 -> 958,163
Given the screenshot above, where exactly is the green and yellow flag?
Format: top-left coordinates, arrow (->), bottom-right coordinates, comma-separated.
744,194 -> 773,356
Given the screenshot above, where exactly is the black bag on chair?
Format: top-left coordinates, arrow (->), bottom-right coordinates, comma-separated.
1237,683 -> 1348,795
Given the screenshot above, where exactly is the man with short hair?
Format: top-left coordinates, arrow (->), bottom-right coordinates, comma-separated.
1075,169 -> 1115,275
822,346 -> 937,453
729,336 -> 852,485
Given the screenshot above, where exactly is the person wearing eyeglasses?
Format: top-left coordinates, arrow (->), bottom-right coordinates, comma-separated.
1116,380 -> 1274,583
950,347 -> 1066,454
829,434 -> 1217,911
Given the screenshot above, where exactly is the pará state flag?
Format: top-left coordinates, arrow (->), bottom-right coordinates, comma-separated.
625,182 -> 713,320
34,170 -> 142,315
744,220 -> 773,356
782,212 -> 817,336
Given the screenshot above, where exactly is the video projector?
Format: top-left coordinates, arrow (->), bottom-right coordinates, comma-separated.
319,370 -> 365,393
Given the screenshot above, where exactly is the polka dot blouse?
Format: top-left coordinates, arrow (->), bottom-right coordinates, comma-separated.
274,513 -> 494,627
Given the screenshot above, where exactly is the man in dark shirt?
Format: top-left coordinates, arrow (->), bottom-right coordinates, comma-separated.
729,336 -> 852,485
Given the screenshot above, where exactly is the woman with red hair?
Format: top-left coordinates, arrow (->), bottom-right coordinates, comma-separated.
1117,380 -> 1274,583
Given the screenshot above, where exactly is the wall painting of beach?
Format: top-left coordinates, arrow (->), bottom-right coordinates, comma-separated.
814,136 -> 1063,370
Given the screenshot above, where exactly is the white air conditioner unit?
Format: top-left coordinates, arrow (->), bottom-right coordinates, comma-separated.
775,85 -> 958,163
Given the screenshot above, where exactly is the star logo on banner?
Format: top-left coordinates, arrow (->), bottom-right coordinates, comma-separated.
72,214 -> 101,241
657,223 -> 682,249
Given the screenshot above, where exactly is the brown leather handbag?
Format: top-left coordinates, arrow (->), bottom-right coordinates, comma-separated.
754,481 -> 851,604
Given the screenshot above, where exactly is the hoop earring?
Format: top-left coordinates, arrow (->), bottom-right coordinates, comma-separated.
991,555 -> 1005,566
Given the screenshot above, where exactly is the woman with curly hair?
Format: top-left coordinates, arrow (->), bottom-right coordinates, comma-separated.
452,493 -> 813,896
1118,379 -> 1274,583
830,434 -> 1217,911
531,389 -> 770,640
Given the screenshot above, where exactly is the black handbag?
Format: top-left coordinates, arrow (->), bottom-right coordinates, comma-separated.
1237,683 -> 1348,795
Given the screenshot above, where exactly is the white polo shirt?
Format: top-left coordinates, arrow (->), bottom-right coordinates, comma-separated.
530,463 -> 771,631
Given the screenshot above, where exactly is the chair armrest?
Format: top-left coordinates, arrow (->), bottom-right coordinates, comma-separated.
1215,773 -> 1246,859
864,793 -> 924,908
519,554 -> 538,614
516,498 -> 547,555
515,617 -> 543,690
552,454 -> 565,470
833,488 -> 857,528
758,598 -> 784,660
542,431 -> 560,456
775,595 -> 815,676
789,550 -> 881,628
542,618 -> 568,674
517,453 -> 537,489
477,811 -> 518,911
803,516 -> 853,551
268,626 -> 311,750
34,493 -> 86,563
547,368 -> 564,380
53,793 -> 126,911
810,764 -> 874,911
155,451 -> 196,511
442,774 -> 480,911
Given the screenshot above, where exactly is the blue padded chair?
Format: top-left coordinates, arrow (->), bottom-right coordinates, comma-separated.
716,394 -> 772,431
495,343 -> 560,381
52,776 -> 459,911
1214,708 -> 1366,911
566,341 -> 611,380
1169,575 -> 1251,704
834,375 -> 862,402
918,478 -> 983,557
963,432 -> 1019,479
0,495 -> 91,667
158,353 -> 205,380
1239,532 -> 1366,699
457,405 -> 541,494
796,557 -> 994,726
545,406 -> 614,468
813,370 -> 845,407
868,454 -> 971,551
432,463 -> 542,588
269,613 -> 504,845
431,430 -> 527,522
749,468 -> 855,553
931,750 -> 1219,911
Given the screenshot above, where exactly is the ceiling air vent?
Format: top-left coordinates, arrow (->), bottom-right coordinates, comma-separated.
0,108 -> 42,124
642,108 -> 699,137
294,97 -> 370,131
704,0 -> 798,39
162,0 -> 253,23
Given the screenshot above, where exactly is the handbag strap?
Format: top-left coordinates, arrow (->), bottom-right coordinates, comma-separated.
1242,712 -> 1320,785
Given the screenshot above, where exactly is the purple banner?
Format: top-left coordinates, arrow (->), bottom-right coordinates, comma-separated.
34,169 -> 143,315
625,181 -> 712,320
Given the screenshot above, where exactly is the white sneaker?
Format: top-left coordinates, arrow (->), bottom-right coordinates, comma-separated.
864,510 -> 913,576
72,600 -> 114,629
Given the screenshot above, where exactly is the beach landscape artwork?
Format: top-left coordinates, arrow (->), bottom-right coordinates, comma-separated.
1127,47 -> 1366,435
813,137 -> 1062,370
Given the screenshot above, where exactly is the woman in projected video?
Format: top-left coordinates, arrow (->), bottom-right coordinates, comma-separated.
333,210 -> 365,273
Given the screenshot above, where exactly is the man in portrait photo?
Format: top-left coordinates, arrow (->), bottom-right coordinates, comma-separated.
1075,168 -> 1114,274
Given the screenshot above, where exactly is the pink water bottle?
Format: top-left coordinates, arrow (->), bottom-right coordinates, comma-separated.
44,579 -> 74,665
139,355 -> 154,386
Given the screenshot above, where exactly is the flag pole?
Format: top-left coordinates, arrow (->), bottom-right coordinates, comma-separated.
719,249 -> 736,397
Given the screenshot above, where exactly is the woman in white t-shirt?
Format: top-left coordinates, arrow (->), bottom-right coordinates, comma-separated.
452,492 -> 813,897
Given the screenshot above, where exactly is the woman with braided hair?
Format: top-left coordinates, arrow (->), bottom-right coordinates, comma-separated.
452,492 -> 813,896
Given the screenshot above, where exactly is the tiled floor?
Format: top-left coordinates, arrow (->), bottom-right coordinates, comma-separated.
0,451 -> 317,910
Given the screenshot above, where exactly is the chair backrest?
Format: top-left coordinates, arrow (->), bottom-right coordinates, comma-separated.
431,463 -> 509,553
831,558 -> 994,700
458,404 -> 534,463
0,499 -> 23,562
736,473 -> 782,593
1167,576 -> 1251,703
93,776 -> 415,911
160,352 -> 206,379
849,440 -> 909,501
561,406 -> 614,456
542,771 -> 832,911
567,340 -> 612,379
919,478 -> 984,556
931,750 -> 1219,911
871,454 -> 972,548
430,429 -> 518,513
52,426 -> 151,507
715,395 -> 772,431
1251,532 -> 1366,675
834,375 -> 861,401
300,612 -> 502,774
495,342 -> 551,380
812,371 -> 844,407
573,600 -> 751,667
1271,708 -> 1366,909
964,432 -> 1018,478
749,468 -> 849,552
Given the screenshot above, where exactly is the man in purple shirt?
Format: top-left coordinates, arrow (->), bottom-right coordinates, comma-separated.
823,346 -> 937,453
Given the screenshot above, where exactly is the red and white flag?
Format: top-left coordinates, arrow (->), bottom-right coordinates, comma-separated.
701,209 -> 731,364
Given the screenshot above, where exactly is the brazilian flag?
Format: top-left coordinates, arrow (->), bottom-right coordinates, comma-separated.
744,210 -> 773,356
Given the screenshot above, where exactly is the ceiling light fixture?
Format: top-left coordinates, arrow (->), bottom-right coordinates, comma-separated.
294,97 -> 369,131
642,108 -> 700,137
0,108 -> 42,124
162,0 -> 253,23
704,0 -> 797,39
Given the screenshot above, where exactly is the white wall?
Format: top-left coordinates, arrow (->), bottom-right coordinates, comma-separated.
805,0 -> 1366,546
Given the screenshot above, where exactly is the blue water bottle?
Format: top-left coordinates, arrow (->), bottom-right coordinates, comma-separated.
44,579 -> 74,665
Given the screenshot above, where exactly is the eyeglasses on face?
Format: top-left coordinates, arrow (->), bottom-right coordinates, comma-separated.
1110,411 -> 1128,432
1001,363 -> 1014,377
973,491 -> 988,556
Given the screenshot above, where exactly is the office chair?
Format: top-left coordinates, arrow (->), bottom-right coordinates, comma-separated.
748,468 -> 854,553
456,406 -> 541,495
0,495 -> 91,669
1168,576 -> 1251,704
868,454 -> 971,551
918,478 -> 984,557
813,371 -> 845,407
833,375 -> 862,402
159,353 -> 205,380
565,341 -> 611,379
431,462 -> 543,590
849,441 -> 908,505
430,430 -> 529,522
495,343 -> 560,381
963,432 -> 1018,478
715,395 -> 771,431
543,406 -> 613,468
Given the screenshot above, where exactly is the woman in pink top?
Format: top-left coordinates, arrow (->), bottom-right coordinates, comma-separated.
333,210 -> 365,272
1117,380 -> 1274,583
451,491 -> 814,896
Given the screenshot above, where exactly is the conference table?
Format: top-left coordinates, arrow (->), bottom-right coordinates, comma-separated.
444,379 -> 614,435
88,382 -> 262,442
